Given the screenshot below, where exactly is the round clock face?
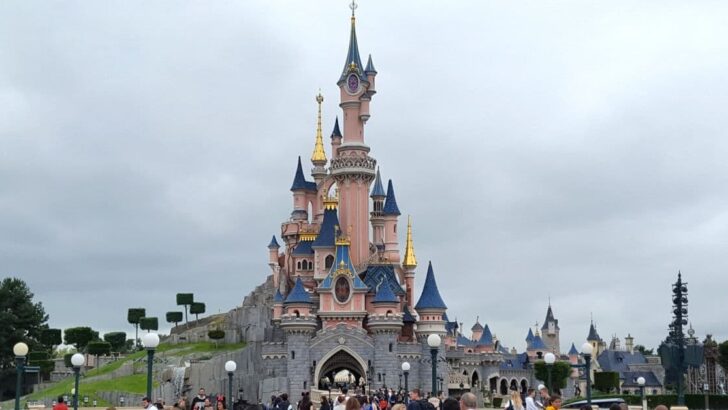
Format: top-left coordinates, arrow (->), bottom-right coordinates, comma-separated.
347,74 -> 359,93
334,276 -> 351,303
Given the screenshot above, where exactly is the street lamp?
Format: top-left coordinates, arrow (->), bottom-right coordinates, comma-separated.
71,353 -> 85,410
402,362 -> 410,402
637,377 -> 646,410
119,397 -> 125,407
142,333 -> 160,400
427,334 -> 441,397
225,361 -> 237,410
544,352 -> 556,395
581,342 -> 593,408
14,342 -> 29,410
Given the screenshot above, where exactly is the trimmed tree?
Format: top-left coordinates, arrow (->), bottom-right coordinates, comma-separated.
208,329 -> 225,348
176,293 -> 194,325
127,308 -> 146,349
534,361 -> 572,392
190,302 -> 206,321
87,341 -> 112,368
166,311 -> 184,328
594,371 -> 620,394
28,351 -> 55,381
140,317 -> 159,333
103,332 -> 127,353
64,327 -> 99,352
40,328 -> 63,352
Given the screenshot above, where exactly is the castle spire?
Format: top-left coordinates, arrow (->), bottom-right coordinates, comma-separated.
311,92 -> 327,165
402,215 -> 417,269
339,0 -> 364,83
383,179 -> 401,215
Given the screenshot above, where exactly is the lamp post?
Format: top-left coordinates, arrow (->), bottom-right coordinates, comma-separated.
581,342 -> 593,408
225,360 -> 236,410
637,376 -> 646,410
14,342 -> 29,410
71,353 -> 85,410
402,362 -> 410,402
427,334 -> 441,397
119,397 -> 125,407
544,352 -> 556,395
142,333 -> 160,400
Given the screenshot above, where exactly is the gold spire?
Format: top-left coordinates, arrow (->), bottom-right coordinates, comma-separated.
311,92 -> 327,164
403,215 -> 417,269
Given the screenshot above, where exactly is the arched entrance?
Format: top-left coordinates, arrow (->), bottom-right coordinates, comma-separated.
315,347 -> 368,390
471,371 -> 480,390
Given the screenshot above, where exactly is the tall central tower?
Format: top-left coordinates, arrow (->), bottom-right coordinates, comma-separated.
330,4 -> 378,267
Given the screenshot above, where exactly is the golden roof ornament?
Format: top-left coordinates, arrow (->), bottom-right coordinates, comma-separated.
403,215 -> 417,269
311,92 -> 327,164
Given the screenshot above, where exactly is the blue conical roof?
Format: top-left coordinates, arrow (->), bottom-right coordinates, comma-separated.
365,54 -> 377,74
311,208 -> 340,248
319,239 -> 368,290
370,168 -> 386,198
373,281 -> 398,303
290,156 -> 317,192
331,117 -> 342,139
339,14 -> 365,82
588,321 -> 601,341
568,343 -> 579,355
273,289 -> 284,303
526,328 -> 535,342
542,305 -> 559,330
479,324 -> 494,345
531,334 -> 547,350
403,306 -> 417,322
382,179 -> 401,216
415,261 -> 447,310
268,235 -> 280,249
284,277 -> 313,304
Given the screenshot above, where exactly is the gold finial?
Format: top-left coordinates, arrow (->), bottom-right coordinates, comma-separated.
311,91 -> 327,164
403,215 -> 417,269
323,188 -> 339,210
335,224 -> 351,246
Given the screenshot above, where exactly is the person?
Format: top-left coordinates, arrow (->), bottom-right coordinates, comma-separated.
155,398 -> 165,410
345,398 -> 361,410
391,405 -> 406,410
216,401 -> 226,410
459,393 -> 477,410
204,398 -> 214,410
143,397 -> 157,410
53,396 -> 69,410
535,385 -> 548,409
544,395 -> 561,410
334,396 -> 346,410
441,398 -> 459,410
503,390 -> 524,410
298,392 -> 312,410
524,389 -> 537,410
192,389 -> 208,410
278,394 -> 292,410
608,404 -> 621,410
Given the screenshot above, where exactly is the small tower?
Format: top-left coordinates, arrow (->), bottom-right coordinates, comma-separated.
471,318 -> 484,342
401,216 -> 417,306
290,156 -> 317,222
415,261 -> 447,336
528,329 -> 548,359
370,168 -> 386,248
272,289 -> 284,323
268,235 -> 281,288
330,117 -> 342,158
541,304 -> 561,354
311,193 -> 340,279
382,180 -> 401,262
280,277 -> 316,400
311,92 -> 328,191
525,328 -> 535,350
587,320 -> 603,356
625,333 -> 634,353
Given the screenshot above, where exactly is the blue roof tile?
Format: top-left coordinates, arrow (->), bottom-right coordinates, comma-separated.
457,334 -> 474,347
319,240 -> 368,290
478,324 -> 494,345
568,343 -> 579,355
339,14 -> 365,82
268,235 -> 280,249
621,371 -> 662,387
373,280 -> 399,303
588,321 -> 602,341
311,208 -> 340,248
403,306 -> 417,323
273,289 -> 284,303
597,350 -> 647,373
531,334 -> 547,350
284,277 -> 313,304
292,239 -> 314,256
331,117 -> 342,139
290,156 -> 317,192
382,179 -> 401,216
362,264 -> 405,296
365,54 -> 377,74
526,328 -> 535,343
370,168 -> 386,198
542,305 -> 559,330
415,261 -> 447,310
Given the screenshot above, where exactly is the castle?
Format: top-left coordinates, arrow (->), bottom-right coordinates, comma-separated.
256,3 -> 547,401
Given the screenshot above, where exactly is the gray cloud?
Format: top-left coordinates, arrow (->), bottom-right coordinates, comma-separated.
2,0 -> 727,352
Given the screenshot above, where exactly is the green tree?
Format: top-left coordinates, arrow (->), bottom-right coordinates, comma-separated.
534,361 -> 572,392
166,311 -> 183,328
208,329 -> 225,348
140,317 -> 159,332
87,341 -> 112,368
64,327 -> 99,352
594,371 -> 620,393
127,308 -> 146,349
190,302 -> 206,321
28,351 -> 54,381
0,278 -> 48,369
176,293 -> 194,325
718,340 -> 728,373
103,332 -> 127,353
40,328 -> 63,352
635,344 -> 655,355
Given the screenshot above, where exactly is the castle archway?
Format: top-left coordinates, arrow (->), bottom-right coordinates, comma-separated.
471,370 -> 480,390
315,346 -> 368,390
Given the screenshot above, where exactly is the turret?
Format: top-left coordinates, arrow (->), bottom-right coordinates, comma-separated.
625,333 -> 634,353
330,117 -> 342,158
290,156 -> 317,221
282,276 -> 315,318
415,261 -> 447,336
587,320 -> 603,355
382,180 -> 401,262
471,318 -> 484,342
272,289 -> 284,323
525,327 -> 535,350
364,54 -> 377,93
401,216 -> 417,306
311,193 -> 340,279
541,304 -> 561,354
311,93 -> 328,185
268,235 -> 280,265
528,329 -> 547,359
370,168 -> 386,247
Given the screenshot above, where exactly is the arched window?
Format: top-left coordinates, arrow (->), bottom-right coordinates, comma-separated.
389,343 -> 393,352
294,310 -> 300,318
291,351 -> 296,360
325,255 -> 335,269
308,260 -> 313,270
297,261 -> 302,270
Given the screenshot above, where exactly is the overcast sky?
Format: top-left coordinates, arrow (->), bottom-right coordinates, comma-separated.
2,1 -> 727,353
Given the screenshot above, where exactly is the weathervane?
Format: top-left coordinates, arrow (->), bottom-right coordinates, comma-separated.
350,0 -> 357,17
